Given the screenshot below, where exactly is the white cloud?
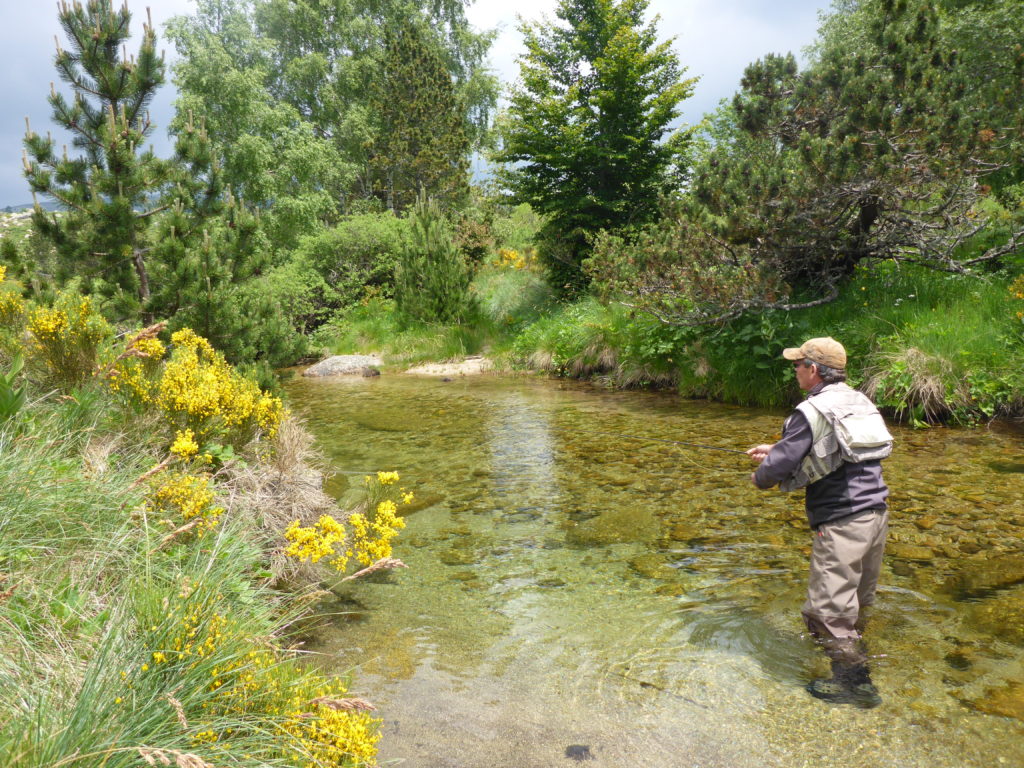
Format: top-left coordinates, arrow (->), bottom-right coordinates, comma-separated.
467,0 -> 827,123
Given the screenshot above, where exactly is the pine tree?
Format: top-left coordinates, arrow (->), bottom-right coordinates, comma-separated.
370,19 -> 470,213
692,0 -> 1023,303
589,0 -> 1024,326
394,193 -> 474,324
23,0 -> 170,313
23,0 -> 271,355
493,0 -> 696,286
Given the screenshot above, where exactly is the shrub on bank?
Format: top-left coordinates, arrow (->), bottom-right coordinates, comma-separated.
506,263 -> 1024,422
0,283 -> 401,766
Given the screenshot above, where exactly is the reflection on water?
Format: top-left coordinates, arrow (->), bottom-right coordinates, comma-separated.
287,374 -> 1024,768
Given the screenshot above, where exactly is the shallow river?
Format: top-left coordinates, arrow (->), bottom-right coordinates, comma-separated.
286,374 -> 1024,768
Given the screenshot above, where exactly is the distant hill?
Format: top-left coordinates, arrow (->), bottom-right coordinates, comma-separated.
2,201 -> 62,213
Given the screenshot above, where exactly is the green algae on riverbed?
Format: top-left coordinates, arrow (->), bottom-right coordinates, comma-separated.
287,374 -> 1024,768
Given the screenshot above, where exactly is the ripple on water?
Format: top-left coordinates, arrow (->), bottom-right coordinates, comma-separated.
287,375 -> 1024,768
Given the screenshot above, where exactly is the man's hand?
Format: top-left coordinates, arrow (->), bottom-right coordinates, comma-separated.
746,443 -> 774,463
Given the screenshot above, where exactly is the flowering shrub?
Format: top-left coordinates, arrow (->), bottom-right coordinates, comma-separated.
284,471 -> 410,573
26,290 -> 112,388
106,325 -> 167,407
492,247 -> 537,270
348,498 -> 405,567
170,428 -> 200,460
146,472 -> 224,538
155,329 -> 285,446
1012,275 -> 1024,325
0,264 -> 26,330
131,585 -> 382,766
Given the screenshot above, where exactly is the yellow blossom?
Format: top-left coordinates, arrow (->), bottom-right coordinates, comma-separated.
170,429 -> 200,459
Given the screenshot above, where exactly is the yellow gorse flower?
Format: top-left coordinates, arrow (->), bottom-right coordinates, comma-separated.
0,289 -> 24,328
25,291 -> 111,388
286,471 -> 408,571
147,472 -> 224,537
155,328 -> 285,442
170,429 -> 200,459
147,589 -> 382,766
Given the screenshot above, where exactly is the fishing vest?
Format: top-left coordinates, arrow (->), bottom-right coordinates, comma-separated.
779,382 -> 894,492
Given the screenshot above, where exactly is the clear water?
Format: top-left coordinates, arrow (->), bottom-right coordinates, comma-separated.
286,374 -> 1024,768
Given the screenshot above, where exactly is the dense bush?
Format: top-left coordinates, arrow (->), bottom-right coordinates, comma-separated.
504,259 -> 1024,421
296,212 -> 410,312
394,196 -> 475,325
0,297 -> 404,767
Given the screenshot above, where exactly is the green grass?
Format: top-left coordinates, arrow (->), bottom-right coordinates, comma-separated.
503,262 -> 1024,421
310,238 -> 1023,422
317,264 -> 558,368
0,381 -> 383,766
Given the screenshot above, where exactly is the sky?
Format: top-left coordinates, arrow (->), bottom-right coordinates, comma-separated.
0,0 -> 830,208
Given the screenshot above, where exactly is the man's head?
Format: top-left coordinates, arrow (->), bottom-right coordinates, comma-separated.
782,337 -> 847,391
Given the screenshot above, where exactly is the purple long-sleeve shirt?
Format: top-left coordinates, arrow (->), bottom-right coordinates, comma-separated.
754,386 -> 889,529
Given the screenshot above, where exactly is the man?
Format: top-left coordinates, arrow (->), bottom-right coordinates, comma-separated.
747,337 -> 892,708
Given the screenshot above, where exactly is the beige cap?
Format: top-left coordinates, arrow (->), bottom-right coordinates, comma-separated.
782,337 -> 847,370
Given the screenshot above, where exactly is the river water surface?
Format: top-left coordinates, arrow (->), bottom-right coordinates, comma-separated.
286,374 -> 1024,768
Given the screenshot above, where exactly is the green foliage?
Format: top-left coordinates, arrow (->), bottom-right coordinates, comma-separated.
453,211 -> 495,266
394,195 -> 475,325
23,0 -> 282,373
473,265 -> 555,332
493,0 -> 696,278
22,0 -> 170,312
509,260 -> 1024,420
168,0 -> 497,215
490,203 -> 545,253
0,353 -> 26,422
371,18 -> 471,212
165,2 -> 351,250
322,297 -> 488,367
590,0 -> 1024,326
296,212 -> 411,314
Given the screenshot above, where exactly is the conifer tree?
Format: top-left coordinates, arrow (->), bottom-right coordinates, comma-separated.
493,0 -> 696,286
23,0 -> 269,354
370,19 -> 470,213
23,0 -> 169,313
589,0 -> 1024,326
394,193 -> 474,324
690,0 -> 1023,305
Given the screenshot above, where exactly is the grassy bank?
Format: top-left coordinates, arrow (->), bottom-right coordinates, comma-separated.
319,260 -> 1024,424
0,280 -> 405,766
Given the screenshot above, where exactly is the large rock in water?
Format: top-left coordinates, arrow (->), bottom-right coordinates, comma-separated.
303,355 -> 381,377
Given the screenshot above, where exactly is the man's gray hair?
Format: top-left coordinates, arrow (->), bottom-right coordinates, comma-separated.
806,358 -> 846,383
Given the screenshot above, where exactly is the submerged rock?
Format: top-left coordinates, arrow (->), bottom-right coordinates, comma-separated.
628,553 -> 672,580
303,355 -> 382,377
943,554 -> 1024,599
888,542 -> 936,562
968,682 -> 1024,721
667,522 -> 703,542
438,548 -> 476,566
564,507 -> 659,546
970,587 -> 1024,645
401,491 -> 443,514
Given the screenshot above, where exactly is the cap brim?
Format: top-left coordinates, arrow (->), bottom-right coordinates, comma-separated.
782,347 -> 803,361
